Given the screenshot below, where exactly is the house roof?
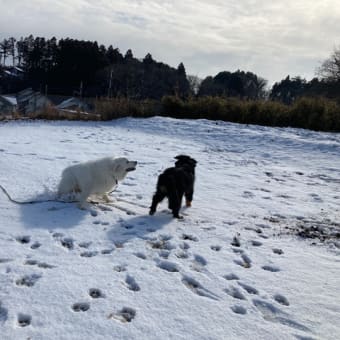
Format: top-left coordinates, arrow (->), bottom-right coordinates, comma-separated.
57,97 -> 88,109
47,95 -> 72,106
0,95 -> 17,106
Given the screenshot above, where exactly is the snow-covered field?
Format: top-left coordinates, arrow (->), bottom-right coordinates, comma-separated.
0,117 -> 339,340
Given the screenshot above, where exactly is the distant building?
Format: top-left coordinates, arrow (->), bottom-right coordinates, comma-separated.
56,97 -> 91,112
0,95 -> 17,116
16,88 -> 50,115
0,66 -> 24,79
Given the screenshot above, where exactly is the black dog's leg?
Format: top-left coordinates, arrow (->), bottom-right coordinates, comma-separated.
185,187 -> 194,207
149,191 -> 166,215
170,190 -> 183,219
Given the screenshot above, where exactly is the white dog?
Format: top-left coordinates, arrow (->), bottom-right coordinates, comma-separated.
58,156 -> 137,208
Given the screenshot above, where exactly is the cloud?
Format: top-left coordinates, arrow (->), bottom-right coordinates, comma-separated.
0,0 -> 339,83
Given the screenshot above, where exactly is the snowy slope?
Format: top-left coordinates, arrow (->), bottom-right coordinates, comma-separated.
0,117 -> 339,340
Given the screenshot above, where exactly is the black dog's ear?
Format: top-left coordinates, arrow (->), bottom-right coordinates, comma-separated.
175,155 -> 191,161
175,155 -> 197,164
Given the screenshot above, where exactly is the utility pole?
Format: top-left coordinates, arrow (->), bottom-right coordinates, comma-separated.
108,69 -> 113,98
79,81 -> 83,98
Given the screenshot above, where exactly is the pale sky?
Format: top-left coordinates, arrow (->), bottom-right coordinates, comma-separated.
0,0 -> 339,84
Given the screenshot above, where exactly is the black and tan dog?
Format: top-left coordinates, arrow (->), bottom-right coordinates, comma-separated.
149,155 -> 197,219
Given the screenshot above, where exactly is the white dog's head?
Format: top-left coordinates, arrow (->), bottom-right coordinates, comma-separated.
112,157 -> 137,181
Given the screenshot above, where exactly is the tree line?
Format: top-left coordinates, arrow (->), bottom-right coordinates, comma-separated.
0,35 -> 191,99
1,35 -> 340,107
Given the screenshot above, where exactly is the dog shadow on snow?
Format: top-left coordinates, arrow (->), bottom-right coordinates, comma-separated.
107,212 -> 173,245
19,201 -> 87,230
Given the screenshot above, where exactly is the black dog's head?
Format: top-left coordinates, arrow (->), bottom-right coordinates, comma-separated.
174,155 -> 197,173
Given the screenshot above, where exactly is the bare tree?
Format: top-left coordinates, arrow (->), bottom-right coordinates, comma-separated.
8,37 -> 16,66
317,46 -> 340,81
252,76 -> 268,100
187,75 -> 202,95
0,39 -> 10,66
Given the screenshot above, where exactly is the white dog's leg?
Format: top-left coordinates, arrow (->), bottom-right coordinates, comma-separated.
102,193 -> 112,203
77,189 -> 91,209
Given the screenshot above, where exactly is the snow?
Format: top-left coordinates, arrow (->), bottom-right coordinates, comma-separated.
0,117 -> 339,340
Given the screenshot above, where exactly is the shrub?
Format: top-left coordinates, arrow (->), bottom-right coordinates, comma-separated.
95,97 -> 157,120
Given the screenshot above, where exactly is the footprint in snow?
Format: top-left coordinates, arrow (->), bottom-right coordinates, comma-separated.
251,240 -> 263,247
52,232 -> 64,239
242,191 -> 255,199
89,288 -> 105,299
231,305 -> 247,315
309,193 -> 323,202
113,264 -> 127,272
273,248 -> 284,255
78,241 -> 92,248
0,302 -> 8,325
17,313 -> 31,327
90,210 -> 99,217
223,273 -> 239,281
0,258 -> 13,263
121,223 -> 134,230
60,237 -> 74,250
179,242 -> 190,250
147,237 -> 175,251
156,260 -> 180,272
52,233 -> 74,250
72,302 -> 90,312
253,299 -> 309,332
224,286 -> 246,300
238,282 -> 258,295
108,307 -> 136,323
37,262 -> 55,269
181,234 -> 198,242
24,260 -> 38,266
114,241 -> 124,248
201,226 -> 216,231
181,275 -> 219,301
259,234 -> 269,239
194,254 -> 207,266
124,275 -> 140,291
175,250 -> 189,259
234,253 -> 252,269
122,182 -> 137,187
233,248 -> 244,254
24,260 -> 55,269
101,248 -> 114,255
158,250 -> 170,259
231,235 -> 241,247
274,294 -> 290,306
16,274 -> 41,287
262,265 -> 280,272
80,251 -> 98,258
159,234 -> 173,241
30,241 -> 41,249
191,254 -> 207,272
15,235 -> 31,244
134,252 -> 147,260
